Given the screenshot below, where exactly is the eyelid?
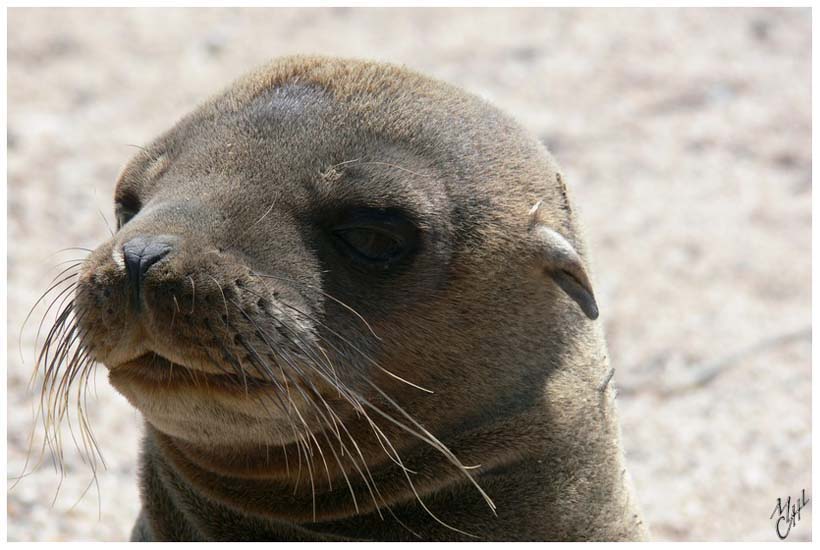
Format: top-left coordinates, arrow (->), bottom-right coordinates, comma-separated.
115,203 -> 140,230
332,207 -> 418,229
333,219 -> 409,235
115,190 -> 142,213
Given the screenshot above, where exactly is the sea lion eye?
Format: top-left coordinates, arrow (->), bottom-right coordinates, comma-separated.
332,209 -> 417,265
336,227 -> 404,262
115,192 -> 142,230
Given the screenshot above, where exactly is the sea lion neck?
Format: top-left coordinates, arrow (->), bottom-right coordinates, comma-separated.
141,402 -> 552,540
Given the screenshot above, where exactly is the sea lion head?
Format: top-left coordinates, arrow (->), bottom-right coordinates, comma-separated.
41,56 -> 603,528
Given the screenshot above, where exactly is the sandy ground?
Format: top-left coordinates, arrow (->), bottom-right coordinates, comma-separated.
6,7 -> 811,542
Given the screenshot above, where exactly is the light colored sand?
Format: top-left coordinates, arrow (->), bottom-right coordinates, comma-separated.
7,7 -> 811,541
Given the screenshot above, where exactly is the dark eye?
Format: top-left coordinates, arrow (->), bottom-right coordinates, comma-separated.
332,209 -> 418,266
335,227 -> 404,262
115,192 -> 141,230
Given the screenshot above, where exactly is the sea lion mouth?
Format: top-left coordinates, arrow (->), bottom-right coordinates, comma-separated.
111,352 -> 281,394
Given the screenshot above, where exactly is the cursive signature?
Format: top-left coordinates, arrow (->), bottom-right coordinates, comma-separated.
770,489 -> 810,540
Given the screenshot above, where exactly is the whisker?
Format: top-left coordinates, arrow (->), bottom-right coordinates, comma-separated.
222,200 -> 278,250
252,272 -> 431,394
186,276 -> 196,315
207,275 -> 231,328
236,302 -> 388,518
253,271 -> 381,341
231,302 -> 333,502
97,207 -> 115,239
239,288 -> 485,535
23,269 -> 81,369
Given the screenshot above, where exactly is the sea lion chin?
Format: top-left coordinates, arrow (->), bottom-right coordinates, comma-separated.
42,55 -> 648,541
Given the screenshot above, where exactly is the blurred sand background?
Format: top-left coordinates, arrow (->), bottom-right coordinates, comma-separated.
6,7 -> 811,541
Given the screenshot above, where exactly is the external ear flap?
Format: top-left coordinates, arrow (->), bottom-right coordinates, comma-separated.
531,223 -> 599,320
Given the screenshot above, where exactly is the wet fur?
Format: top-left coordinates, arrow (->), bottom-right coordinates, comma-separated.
32,56 -> 647,541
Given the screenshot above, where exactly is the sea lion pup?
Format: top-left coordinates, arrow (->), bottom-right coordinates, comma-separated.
51,56 -> 647,540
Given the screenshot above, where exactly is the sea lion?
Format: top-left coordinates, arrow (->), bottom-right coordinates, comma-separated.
39,55 -> 648,541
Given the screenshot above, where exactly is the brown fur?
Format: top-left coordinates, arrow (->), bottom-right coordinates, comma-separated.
61,56 -> 647,540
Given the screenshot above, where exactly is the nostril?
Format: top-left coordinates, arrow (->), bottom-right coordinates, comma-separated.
123,235 -> 174,280
122,235 -> 177,308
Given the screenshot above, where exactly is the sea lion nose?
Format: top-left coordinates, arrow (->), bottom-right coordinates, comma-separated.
122,235 -> 175,304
